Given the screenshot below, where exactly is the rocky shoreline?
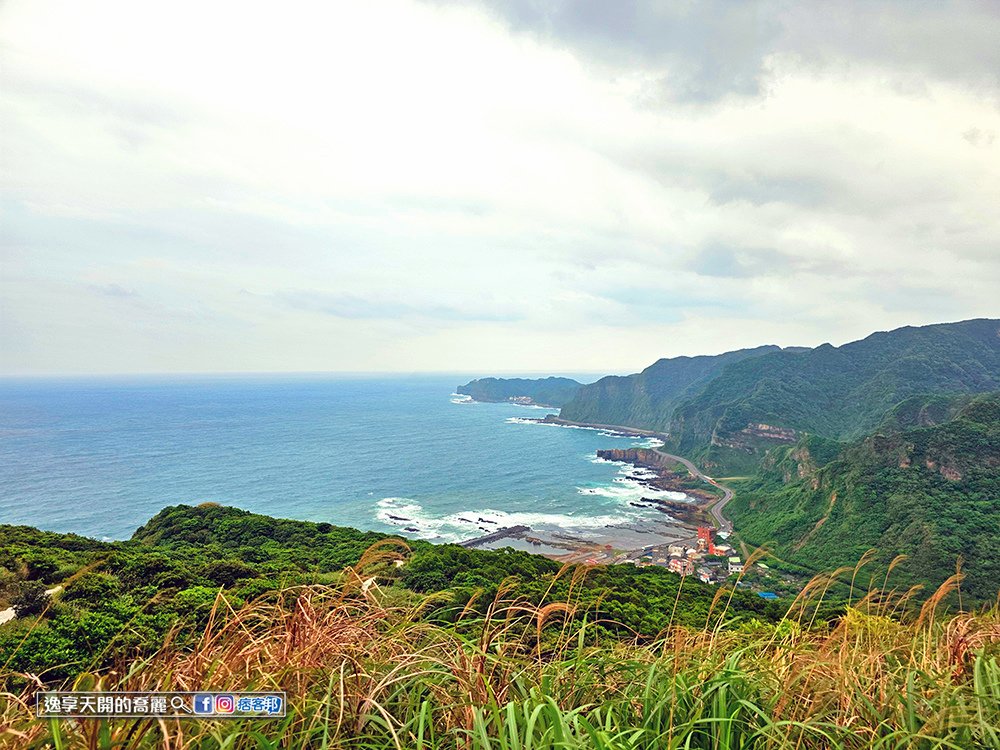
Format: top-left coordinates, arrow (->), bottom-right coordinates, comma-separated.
453,416 -> 722,564
596,448 -> 719,504
538,414 -> 663,437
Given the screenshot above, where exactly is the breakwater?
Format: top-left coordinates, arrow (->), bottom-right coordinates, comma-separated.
458,525 -> 531,548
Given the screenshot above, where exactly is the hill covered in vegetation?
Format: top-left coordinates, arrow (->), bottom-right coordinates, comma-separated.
727,392 -> 1000,601
3,508 -> 998,748
560,319 -> 1000,474
456,376 -> 583,406
558,345 -> 783,429
0,504 -> 777,684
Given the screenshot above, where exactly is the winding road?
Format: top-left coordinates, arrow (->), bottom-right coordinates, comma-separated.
652,448 -> 734,534
544,416 -> 736,533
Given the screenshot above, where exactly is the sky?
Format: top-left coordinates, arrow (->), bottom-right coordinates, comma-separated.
1,0 -> 998,376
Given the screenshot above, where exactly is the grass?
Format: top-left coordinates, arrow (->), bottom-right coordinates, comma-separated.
2,544 -> 999,749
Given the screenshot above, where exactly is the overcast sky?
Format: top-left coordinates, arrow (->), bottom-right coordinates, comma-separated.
1,0 -> 998,376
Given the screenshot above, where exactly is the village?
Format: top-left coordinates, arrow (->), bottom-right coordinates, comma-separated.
620,526 -> 780,600
636,525 -> 739,581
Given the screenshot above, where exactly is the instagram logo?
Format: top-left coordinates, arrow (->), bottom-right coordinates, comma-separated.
214,694 -> 235,714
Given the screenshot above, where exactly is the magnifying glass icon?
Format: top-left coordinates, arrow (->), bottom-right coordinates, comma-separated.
170,696 -> 192,714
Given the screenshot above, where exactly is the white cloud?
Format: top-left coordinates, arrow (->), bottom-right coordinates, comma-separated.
1,0 -> 998,375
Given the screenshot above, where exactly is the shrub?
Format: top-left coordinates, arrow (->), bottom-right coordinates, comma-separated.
11,580 -> 48,617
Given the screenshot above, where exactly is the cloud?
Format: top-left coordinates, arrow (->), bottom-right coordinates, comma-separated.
431,0 -> 1000,105
274,291 -> 524,323
963,128 -> 997,148
438,0 -> 781,103
0,0 -> 998,375
689,244 -> 855,280
87,283 -> 138,299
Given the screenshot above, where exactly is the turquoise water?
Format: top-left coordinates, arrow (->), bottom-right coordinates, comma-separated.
0,375 -> 683,541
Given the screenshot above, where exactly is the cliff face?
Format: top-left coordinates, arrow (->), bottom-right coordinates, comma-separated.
727,392 -> 1000,601
597,448 -> 678,470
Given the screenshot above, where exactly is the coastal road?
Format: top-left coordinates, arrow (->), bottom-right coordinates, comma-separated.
652,448 -> 734,534
545,416 -> 736,534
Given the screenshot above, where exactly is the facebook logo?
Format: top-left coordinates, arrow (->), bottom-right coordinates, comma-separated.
192,694 -> 215,715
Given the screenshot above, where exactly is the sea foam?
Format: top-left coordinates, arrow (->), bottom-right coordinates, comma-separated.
374,496 -> 637,543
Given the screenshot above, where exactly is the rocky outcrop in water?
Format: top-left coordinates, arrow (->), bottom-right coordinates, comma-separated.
456,377 -> 582,407
597,448 -> 719,506
598,448 -> 675,468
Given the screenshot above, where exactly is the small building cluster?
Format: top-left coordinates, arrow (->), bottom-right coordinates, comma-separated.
636,526 -> 739,585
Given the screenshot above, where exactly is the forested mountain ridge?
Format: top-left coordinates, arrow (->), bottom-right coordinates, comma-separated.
727,392 -> 1000,601
560,319 -> 1000,472
558,345 -> 784,429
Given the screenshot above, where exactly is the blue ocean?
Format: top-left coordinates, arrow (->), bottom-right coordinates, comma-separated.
0,375 -> 682,543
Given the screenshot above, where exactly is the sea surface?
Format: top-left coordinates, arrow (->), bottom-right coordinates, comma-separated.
0,375 -> 685,542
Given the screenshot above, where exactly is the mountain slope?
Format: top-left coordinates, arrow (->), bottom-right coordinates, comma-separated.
558,345 -> 784,430
727,393 -> 1000,600
674,319 -> 1000,450
560,319 -> 1000,472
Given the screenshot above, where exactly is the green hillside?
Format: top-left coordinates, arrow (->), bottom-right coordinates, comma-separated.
558,345 -> 783,429
0,504 -> 776,683
456,376 -> 583,406
4,507 -> 998,749
6,511 -> 998,749
878,392 -> 979,432
673,319 -> 1000,449
727,393 -> 1000,601
559,319 -> 1000,473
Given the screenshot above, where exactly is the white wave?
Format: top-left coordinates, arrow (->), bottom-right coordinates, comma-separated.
504,419 -> 636,437
374,496 -> 637,543
375,497 -> 462,542
577,479 -> 689,504
634,437 -> 665,449
376,496 -> 424,517
624,468 -> 659,480
589,456 -> 627,466
455,508 -> 629,529
450,394 -> 474,404
506,418 -> 578,428
377,496 -> 415,508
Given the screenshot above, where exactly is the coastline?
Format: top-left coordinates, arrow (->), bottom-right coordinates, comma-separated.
456,413 -> 736,566
538,414 -> 734,534
538,414 -> 666,438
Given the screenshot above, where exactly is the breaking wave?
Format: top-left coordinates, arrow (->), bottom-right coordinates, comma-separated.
505,419 -> 647,440
635,437 -> 665,449
374,496 -> 634,543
